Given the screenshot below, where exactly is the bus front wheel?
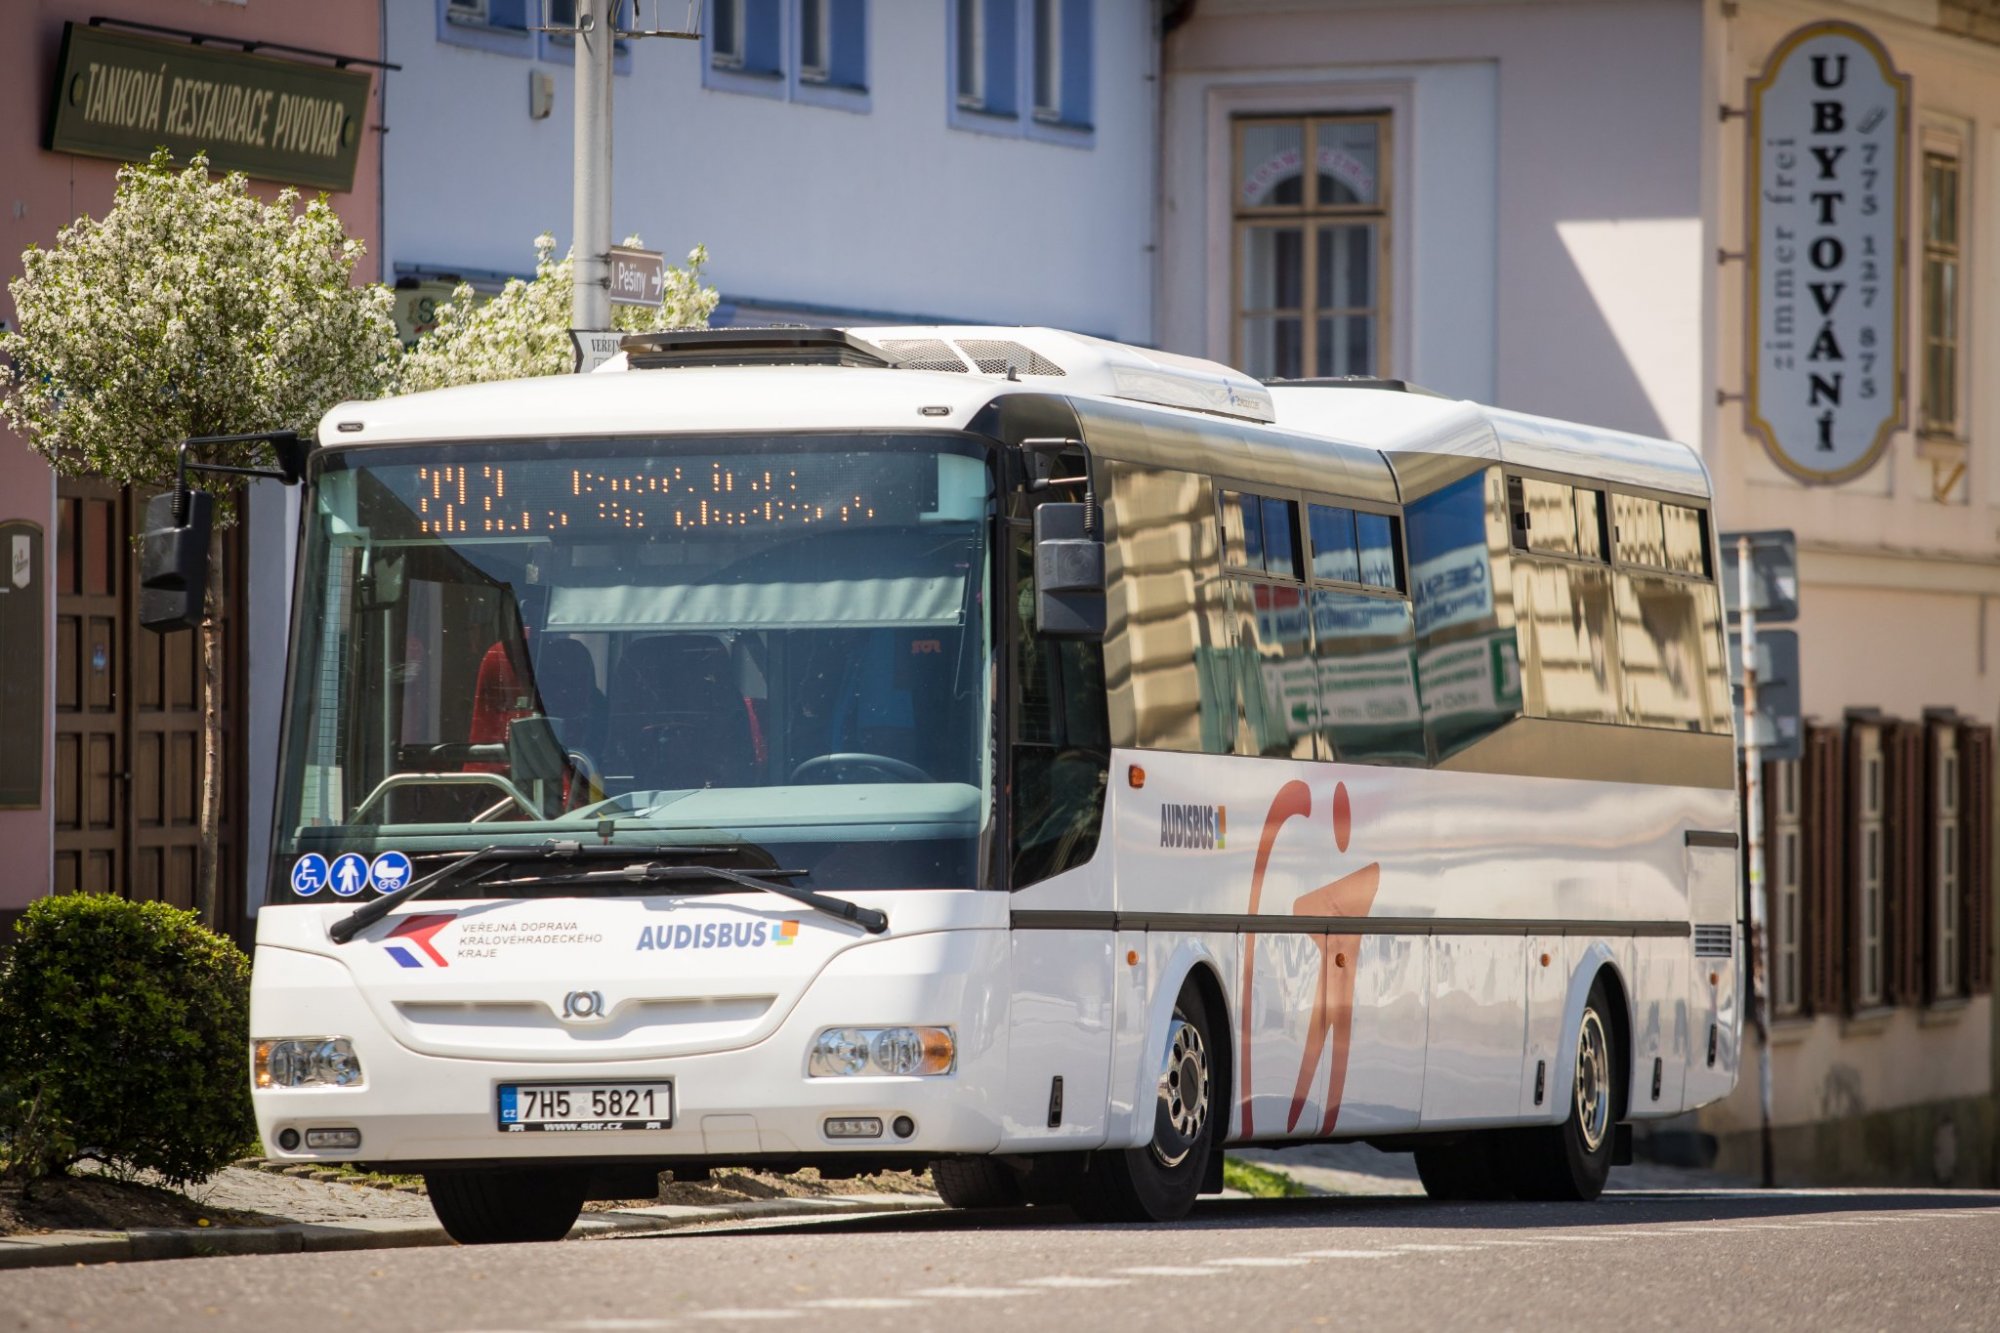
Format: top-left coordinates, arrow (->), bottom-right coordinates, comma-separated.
930,1157 -> 1025,1209
1504,975 -> 1621,1201
1070,984 -> 1217,1223
424,1166 -> 588,1245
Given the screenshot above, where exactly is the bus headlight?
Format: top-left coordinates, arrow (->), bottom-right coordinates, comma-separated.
255,1038 -> 365,1089
808,1027 -> 954,1077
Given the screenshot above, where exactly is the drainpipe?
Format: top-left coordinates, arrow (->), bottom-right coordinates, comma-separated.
1152,0 -> 1197,350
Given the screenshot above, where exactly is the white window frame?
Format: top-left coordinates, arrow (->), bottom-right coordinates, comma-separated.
1856,731 -> 1886,1009
1773,758 -> 1803,1017
955,0 -> 986,110
1031,0 -> 1062,122
798,0 -> 830,83
1935,729 -> 1962,1000
711,0 -> 746,69
1917,124 -> 1968,445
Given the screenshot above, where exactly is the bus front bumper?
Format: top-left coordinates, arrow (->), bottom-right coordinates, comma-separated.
249,933 -> 1009,1167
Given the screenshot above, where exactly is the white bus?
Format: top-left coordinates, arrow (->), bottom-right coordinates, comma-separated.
176,326 -> 1740,1243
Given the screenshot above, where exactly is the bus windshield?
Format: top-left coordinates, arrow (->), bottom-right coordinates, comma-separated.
272,434 -> 995,901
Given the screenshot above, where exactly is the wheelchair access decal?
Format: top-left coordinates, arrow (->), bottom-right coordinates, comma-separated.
289,853 -> 330,897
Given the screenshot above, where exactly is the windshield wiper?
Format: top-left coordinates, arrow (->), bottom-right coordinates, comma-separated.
497,862 -> 890,935
326,840 -> 750,943
330,844 -> 503,944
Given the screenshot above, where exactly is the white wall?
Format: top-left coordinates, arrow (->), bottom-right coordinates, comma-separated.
1160,0 -> 1708,438
382,3 -> 1158,341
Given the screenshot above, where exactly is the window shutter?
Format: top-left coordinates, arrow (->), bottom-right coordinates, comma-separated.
1961,721 -> 1994,995
830,0 -> 866,89
1886,719 -> 1927,1007
1059,0 -> 1092,127
1803,722 -> 1846,1014
1759,753 -> 1780,1004
1841,718 -> 1868,1012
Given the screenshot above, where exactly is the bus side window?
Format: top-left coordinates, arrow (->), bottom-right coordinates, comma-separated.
1406,467 -> 1519,761
1011,530 -> 1110,889
1312,587 -> 1423,765
1611,496 -> 1728,734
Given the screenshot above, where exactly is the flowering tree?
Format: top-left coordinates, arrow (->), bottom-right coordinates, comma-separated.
394,232 -> 718,393
0,150 -> 400,924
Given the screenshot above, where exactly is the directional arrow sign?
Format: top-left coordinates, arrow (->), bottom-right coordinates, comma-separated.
570,329 -> 623,373
607,245 -> 665,308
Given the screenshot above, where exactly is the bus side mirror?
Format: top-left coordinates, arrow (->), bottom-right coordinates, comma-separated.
1033,502 -> 1105,641
138,491 -> 213,633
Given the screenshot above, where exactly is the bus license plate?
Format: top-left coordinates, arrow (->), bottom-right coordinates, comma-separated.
497,1081 -> 673,1132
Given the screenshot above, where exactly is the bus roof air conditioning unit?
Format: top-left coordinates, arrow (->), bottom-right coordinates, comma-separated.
1262,376 -> 1444,397
620,327 -> 897,369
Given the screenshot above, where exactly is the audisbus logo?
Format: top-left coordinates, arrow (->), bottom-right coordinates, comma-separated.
1159,803 -> 1226,850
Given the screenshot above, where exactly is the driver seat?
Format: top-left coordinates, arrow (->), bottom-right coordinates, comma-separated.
608,635 -> 757,790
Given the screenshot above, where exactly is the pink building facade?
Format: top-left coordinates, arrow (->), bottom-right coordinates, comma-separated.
0,0 -> 385,938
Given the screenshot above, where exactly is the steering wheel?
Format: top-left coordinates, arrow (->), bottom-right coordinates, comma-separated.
788,753 -> 935,784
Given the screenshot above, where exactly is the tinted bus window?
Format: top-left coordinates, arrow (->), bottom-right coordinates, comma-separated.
1356,511 -> 1400,590
1308,504 -> 1359,583
1312,588 -> 1423,764
1406,468 -> 1518,760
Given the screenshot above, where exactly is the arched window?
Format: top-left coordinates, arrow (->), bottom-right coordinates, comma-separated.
1233,114 -> 1390,381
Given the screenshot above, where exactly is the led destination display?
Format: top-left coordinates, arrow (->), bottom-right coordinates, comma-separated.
383,449 -> 951,539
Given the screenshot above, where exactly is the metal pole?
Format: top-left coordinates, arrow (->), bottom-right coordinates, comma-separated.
571,0 -> 613,331
1740,533 -> 1775,1188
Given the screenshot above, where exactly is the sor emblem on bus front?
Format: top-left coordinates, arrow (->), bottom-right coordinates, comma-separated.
562,989 -> 607,1021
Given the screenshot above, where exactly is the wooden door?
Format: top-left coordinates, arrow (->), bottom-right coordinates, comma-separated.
52,480 -> 124,895
52,479 -> 245,929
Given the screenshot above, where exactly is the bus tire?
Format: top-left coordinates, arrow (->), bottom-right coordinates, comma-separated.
1505,975 -> 1620,1202
1070,983 -> 1216,1223
1414,1135 -> 1512,1201
423,1166 -> 588,1245
930,1157 -> 1024,1209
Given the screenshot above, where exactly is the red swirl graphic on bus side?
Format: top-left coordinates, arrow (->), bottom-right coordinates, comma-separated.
1237,780 -> 1381,1138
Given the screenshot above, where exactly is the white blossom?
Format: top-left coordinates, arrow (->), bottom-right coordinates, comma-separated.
392,232 -> 718,394
0,149 -> 401,499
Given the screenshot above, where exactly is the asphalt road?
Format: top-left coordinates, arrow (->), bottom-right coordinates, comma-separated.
5,1188 -> 1998,1332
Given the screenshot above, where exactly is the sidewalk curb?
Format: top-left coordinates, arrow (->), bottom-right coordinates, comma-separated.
0,1193 -> 945,1271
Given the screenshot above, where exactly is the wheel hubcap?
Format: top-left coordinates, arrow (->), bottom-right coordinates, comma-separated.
1152,1015 -> 1210,1167
1574,1008 -> 1611,1153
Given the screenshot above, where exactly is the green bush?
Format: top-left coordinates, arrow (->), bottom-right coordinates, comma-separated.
0,895 -> 254,1187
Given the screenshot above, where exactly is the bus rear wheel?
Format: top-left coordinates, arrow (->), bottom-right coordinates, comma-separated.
1070,984 -> 1217,1223
424,1166 -> 588,1245
1504,976 -> 1620,1202
1414,1134 -> 1513,1201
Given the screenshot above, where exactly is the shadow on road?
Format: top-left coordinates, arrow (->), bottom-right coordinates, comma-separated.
632,1187 -> 2000,1244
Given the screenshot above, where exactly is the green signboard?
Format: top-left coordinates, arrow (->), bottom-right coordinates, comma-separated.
47,23 -> 372,193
